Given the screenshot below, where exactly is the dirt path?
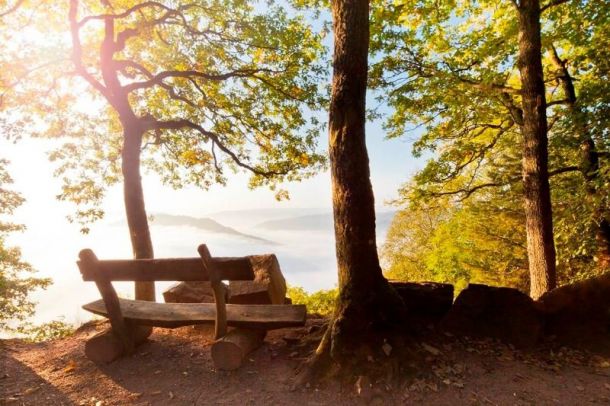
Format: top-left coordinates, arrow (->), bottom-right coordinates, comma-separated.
1,320 -> 609,405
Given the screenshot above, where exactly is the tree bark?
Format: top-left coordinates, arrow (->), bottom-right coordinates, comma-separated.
100,15 -> 155,301
122,123 -> 155,301
305,0 -> 406,377
549,47 -> 610,270
517,0 -> 557,299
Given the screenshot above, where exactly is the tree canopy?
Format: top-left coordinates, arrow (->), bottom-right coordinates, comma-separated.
0,159 -> 50,331
2,0 -> 329,229
374,0 -> 610,292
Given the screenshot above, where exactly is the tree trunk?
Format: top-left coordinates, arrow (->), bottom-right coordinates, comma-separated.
517,0 -> 557,299
70,8 -> 157,301
549,47 -> 610,270
304,0 -> 406,378
122,123 -> 155,301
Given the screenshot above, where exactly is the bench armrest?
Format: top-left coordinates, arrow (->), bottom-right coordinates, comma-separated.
198,244 -> 228,339
79,249 -> 135,353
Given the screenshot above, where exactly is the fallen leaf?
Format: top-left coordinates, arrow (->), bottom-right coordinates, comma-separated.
63,360 -> 77,374
382,342 -> 392,357
23,387 -> 40,395
355,375 -> 371,396
422,343 -> 441,356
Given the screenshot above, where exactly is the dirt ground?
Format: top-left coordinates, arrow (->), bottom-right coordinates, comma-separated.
1,319 -> 609,406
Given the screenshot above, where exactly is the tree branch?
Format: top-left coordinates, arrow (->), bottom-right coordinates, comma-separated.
541,0 -> 570,12
148,118 -> 288,177
425,181 -> 511,201
548,166 -> 579,177
546,98 -> 571,107
77,2 -> 188,27
123,68 -> 282,93
0,0 -> 25,18
69,0 -> 111,100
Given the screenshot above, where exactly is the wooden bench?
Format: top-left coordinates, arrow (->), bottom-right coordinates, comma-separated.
77,244 -> 306,368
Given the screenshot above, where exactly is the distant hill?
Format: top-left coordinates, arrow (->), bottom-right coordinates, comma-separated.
207,208 -> 328,229
150,214 -> 276,244
255,211 -> 396,234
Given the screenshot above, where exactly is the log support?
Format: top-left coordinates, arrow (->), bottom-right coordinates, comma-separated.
84,324 -> 152,364
211,328 -> 267,370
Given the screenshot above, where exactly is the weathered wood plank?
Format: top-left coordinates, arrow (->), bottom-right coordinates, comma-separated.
211,328 -> 267,370
85,325 -> 152,364
79,249 -> 135,354
82,299 -> 307,330
198,244 -> 228,339
77,254 -> 254,282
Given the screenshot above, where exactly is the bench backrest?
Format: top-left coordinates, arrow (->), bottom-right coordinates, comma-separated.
77,251 -> 255,282
77,244 -> 251,342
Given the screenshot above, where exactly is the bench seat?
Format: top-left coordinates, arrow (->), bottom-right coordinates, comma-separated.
83,298 -> 307,330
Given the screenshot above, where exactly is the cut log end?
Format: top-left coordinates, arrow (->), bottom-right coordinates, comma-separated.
84,326 -> 152,364
211,328 -> 266,370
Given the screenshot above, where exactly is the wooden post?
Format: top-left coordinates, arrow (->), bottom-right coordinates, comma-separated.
79,249 -> 135,354
198,244 -> 227,339
84,324 -> 152,364
211,328 -> 267,370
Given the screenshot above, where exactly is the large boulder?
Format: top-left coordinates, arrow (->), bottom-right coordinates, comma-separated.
162,281 -> 216,303
389,281 -> 454,325
537,273 -> 610,345
228,254 -> 287,305
441,284 -> 542,348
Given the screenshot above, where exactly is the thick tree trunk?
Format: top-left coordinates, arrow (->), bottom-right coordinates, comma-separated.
305,0 -> 406,377
122,123 -> 155,301
549,47 -> 610,270
517,0 -> 557,299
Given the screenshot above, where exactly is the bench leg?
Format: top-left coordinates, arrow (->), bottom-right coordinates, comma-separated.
85,324 -> 152,364
211,328 -> 267,370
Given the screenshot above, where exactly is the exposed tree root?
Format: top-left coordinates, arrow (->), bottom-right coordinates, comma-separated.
297,279 -> 410,386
